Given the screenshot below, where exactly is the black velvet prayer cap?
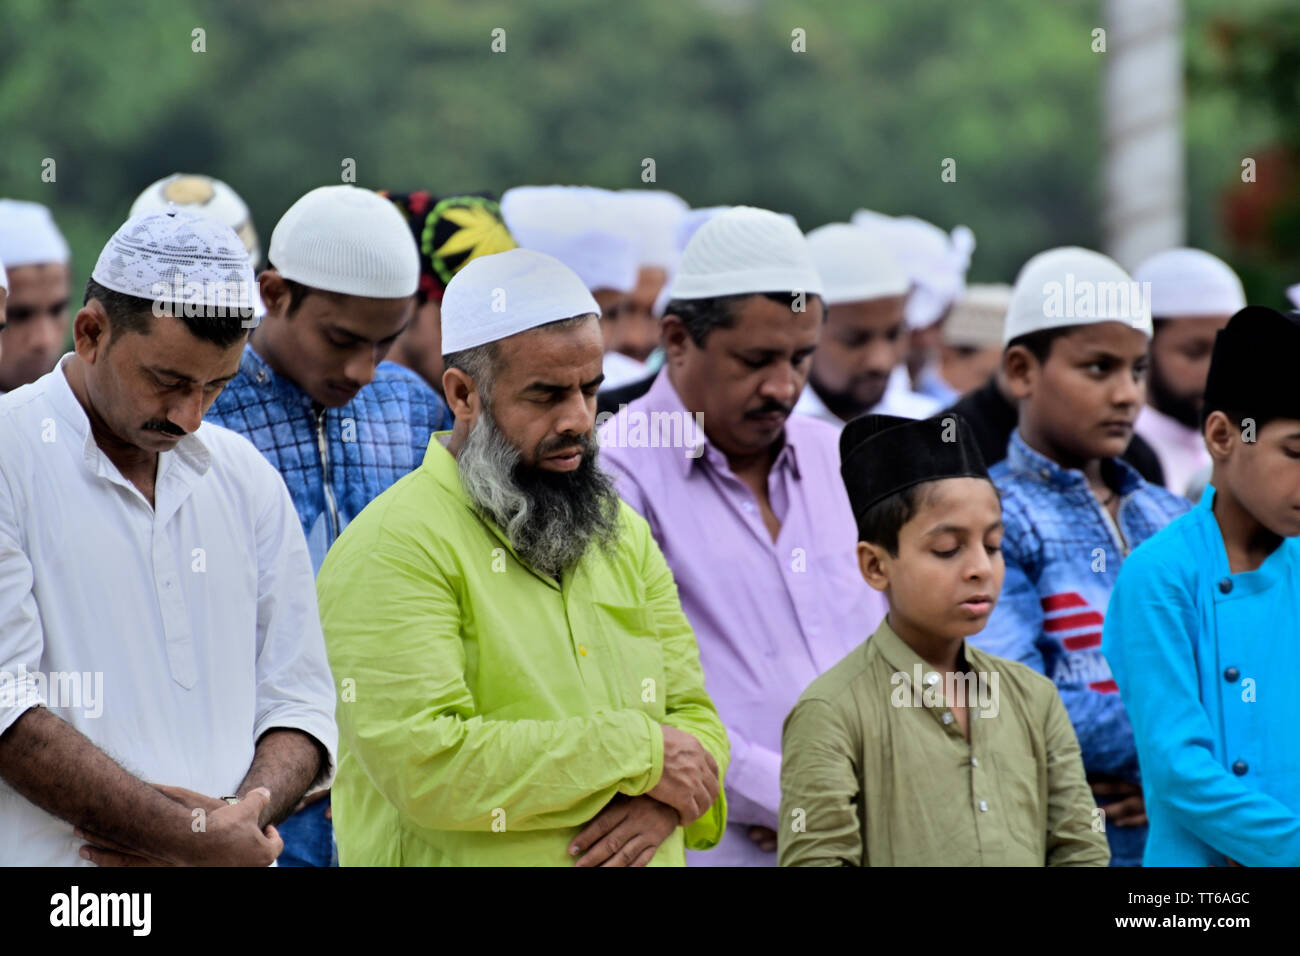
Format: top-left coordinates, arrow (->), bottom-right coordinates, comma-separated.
1203,306 -> 1300,425
839,413 -> 990,534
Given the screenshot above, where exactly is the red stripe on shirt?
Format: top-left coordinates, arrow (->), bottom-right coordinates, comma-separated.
1041,592 -> 1087,611
1088,679 -> 1119,693
1044,611 -> 1105,632
1063,632 -> 1103,651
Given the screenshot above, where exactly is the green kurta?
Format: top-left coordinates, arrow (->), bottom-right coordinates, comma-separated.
778,618 -> 1107,867
316,433 -> 728,866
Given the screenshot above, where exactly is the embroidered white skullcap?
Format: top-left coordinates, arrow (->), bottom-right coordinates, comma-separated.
1003,246 -> 1152,345
851,209 -> 974,330
806,223 -> 910,305
269,185 -> 418,298
441,248 -> 600,354
92,210 -> 256,313
0,199 -> 70,269
501,186 -> 639,293
616,190 -> 689,270
1132,248 -> 1246,319
668,205 -> 823,301
943,284 -> 1012,349
131,173 -> 261,265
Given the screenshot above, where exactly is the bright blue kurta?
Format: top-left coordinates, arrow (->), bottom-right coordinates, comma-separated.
1102,486 -> 1300,866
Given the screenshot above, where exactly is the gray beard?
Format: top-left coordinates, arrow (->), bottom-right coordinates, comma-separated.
456,409 -> 623,578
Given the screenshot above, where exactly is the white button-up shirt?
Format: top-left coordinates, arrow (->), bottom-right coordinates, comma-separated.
0,356 -> 337,865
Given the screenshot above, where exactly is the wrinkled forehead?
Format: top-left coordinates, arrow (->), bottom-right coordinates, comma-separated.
494,315 -> 604,382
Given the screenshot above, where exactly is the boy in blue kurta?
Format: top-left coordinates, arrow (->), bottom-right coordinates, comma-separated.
1103,306 -> 1300,866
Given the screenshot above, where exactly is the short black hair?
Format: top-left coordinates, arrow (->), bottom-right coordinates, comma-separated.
267,264 -> 349,317
1005,326 -> 1075,363
858,477 -> 1000,557
666,291 -> 822,347
83,278 -> 250,349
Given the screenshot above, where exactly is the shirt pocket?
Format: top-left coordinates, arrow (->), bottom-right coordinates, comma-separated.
991,749 -> 1046,858
590,602 -> 667,720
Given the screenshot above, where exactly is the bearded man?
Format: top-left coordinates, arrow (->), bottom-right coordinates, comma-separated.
315,248 -> 727,866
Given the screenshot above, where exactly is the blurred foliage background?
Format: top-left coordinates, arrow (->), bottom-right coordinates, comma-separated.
1,0 -> 1296,303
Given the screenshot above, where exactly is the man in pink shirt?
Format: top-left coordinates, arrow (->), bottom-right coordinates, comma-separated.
598,207 -> 887,866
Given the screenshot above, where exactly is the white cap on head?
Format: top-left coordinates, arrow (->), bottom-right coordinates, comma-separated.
130,173 -> 261,265
851,209 -> 974,330
440,248 -> 600,354
501,186 -> 639,293
0,199 -> 70,269
1132,248 -> 1246,318
269,185 -> 419,298
944,284 -> 1012,349
806,223 -> 909,305
616,190 -> 689,271
668,205 -> 824,301
91,209 -> 257,313
1003,246 -> 1153,345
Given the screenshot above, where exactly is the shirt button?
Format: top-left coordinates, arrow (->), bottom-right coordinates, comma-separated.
1039,469 -> 1051,479
1232,759 -> 1248,776
1218,577 -> 1233,594
1223,666 -> 1240,683
578,645 -> 588,657
942,712 -> 954,725
978,799 -> 988,812
742,502 -> 756,513
970,757 -> 979,767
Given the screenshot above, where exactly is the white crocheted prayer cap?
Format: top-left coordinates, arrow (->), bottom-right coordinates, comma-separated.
440,248 -> 600,354
91,209 -> 256,312
668,205 -> 823,301
851,209 -> 974,330
0,199 -> 70,269
1004,246 -> 1153,345
131,173 -> 261,265
501,186 -> 639,294
1132,247 -> 1246,318
269,185 -> 419,298
806,223 -> 910,305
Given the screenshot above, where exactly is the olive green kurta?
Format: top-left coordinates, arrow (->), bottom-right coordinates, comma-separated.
778,618 -> 1108,866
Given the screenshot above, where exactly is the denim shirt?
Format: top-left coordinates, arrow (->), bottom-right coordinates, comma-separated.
973,430 -> 1190,864
205,344 -> 453,573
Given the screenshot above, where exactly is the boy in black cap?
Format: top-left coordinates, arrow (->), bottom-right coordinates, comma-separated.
778,413 -> 1106,866
1103,306 -> 1300,866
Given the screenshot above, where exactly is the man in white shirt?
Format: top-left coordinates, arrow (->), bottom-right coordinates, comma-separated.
796,223 -> 941,428
0,210 -> 336,866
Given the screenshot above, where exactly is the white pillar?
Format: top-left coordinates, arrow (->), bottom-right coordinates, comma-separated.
1103,0 -> 1185,271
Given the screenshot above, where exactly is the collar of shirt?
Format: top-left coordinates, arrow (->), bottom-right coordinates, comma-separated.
49,353 -> 213,492
643,369 -> 802,483
1004,428 -> 1142,497
870,616 -> 973,696
240,342 -> 317,413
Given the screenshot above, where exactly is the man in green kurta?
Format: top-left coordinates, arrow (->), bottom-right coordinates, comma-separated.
316,248 -> 727,866
778,413 -> 1107,866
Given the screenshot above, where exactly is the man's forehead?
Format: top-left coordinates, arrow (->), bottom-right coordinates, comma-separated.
1062,321 -> 1149,352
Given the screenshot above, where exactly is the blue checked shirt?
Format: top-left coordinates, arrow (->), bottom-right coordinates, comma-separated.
205,344 -> 453,574
972,430 -> 1190,864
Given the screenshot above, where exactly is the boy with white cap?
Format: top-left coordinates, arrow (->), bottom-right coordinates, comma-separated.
599,206 -> 885,866
797,223 -> 939,427
316,247 -> 727,866
1132,248 -> 1247,498
971,247 -> 1190,867
0,199 -> 72,392
0,210 -> 336,865
204,184 -> 452,865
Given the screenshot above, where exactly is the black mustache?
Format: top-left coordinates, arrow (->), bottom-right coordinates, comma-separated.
143,420 -> 186,437
744,402 -> 791,418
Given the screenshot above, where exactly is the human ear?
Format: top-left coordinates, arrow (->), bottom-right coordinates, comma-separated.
856,540 -> 891,592
1002,346 -> 1035,401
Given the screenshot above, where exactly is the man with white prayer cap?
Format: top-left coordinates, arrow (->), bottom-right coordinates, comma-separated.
204,184 -> 453,865
615,189 -> 689,363
599,207 -> 886,866
501,185 -> 644,388
851,208 -> 975,406
1132,248 -> 1247,498
938,283 -> 1011,396
0,209 -> 337,866
316,247 -> 728,866
0,199 -> 72,392
797,223 -> 939,427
